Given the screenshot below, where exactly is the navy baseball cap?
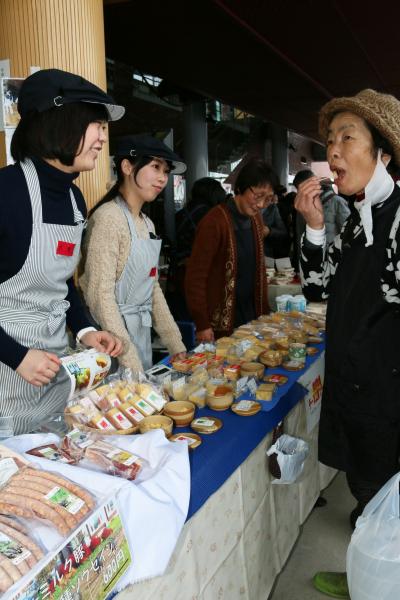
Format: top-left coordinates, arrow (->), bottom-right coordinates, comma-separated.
18,68 -> 125,122
116,134 -> 186,174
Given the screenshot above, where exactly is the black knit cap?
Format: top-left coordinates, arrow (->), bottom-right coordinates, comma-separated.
18,68 -> 125,122
116,134 -> 186,174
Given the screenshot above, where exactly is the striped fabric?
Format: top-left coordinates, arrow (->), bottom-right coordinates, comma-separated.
114,197 -> 162,370
0,159 -> 84,434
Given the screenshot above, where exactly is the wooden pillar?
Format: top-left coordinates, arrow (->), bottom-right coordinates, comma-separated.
0,0 -> 110,210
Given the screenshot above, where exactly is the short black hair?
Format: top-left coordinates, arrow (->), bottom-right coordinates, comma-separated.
190,177 -> 226,207
11,102 -> 108,165
234,158 -> 279,194
293,169 -> 314,189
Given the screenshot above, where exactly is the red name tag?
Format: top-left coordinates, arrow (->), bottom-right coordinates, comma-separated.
149,267 -> 157,277
56,241 -> 76,256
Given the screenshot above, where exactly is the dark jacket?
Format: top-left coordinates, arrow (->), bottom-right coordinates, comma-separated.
262,203 -> 289,257
300,185 -> 400,488
185,203 -> 269,336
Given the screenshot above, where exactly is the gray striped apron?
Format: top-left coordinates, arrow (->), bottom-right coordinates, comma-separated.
0,159 -> 85,434
115,197 -> 161,370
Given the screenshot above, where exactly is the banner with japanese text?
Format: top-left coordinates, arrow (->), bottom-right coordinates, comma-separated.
298,352 -> 325,433
11,495 -> 131,600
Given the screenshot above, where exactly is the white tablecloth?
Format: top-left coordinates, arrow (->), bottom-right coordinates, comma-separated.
116,396 -> 336,599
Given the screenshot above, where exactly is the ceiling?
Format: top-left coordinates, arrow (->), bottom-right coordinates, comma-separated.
103,0 -> 400,142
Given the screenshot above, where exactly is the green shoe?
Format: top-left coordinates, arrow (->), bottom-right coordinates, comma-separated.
313,572 -> 350,599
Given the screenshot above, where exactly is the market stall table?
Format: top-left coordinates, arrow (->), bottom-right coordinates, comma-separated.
116,344 -> 335,599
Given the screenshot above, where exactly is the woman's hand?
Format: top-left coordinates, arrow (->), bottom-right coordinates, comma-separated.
80,331 -> 123,357
170,352 -> 187,362
263,225 -> 270,238
294,177 -> 325,229
16,349 -> 61,387
196,328 -> 215,343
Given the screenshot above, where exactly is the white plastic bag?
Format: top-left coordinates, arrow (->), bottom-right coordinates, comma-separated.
347,472 -> 400,600
266,433 -> 309,484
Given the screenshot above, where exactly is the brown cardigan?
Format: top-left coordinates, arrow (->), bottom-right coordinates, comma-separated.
185,203 -> 269,337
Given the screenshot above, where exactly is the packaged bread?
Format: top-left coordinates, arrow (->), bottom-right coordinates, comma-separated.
66,404 -> 90,425
189,367 -> 209,386
119,401 -> 145,425
92,391 -> 121,412
105,408 -> 133,430
188,386 -> 207,408
89,414 -> 116,431
243,345 -> 264,361
78,396 -> 100,419
132,397 -> 156,416
117,386 -> 136,403
137,383 -> 166,411
256,383 -> 277,401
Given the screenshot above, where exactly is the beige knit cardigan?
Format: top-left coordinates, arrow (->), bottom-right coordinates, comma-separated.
79,199 -> 185,372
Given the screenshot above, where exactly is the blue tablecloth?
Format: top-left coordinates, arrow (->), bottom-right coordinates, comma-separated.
162,344 -> 324,519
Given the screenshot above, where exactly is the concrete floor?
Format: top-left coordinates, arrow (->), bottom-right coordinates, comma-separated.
270,472 -> 355,599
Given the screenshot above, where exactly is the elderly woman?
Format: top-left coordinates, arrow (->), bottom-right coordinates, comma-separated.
295,89 -> 400,599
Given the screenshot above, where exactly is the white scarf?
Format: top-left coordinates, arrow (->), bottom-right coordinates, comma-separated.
353,149 -> 394,246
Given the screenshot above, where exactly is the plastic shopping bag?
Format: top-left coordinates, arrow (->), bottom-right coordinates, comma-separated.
347,472 -> 400,600
266,434 -> 309,484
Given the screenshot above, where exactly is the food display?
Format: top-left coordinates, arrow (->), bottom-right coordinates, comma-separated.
231,400 -> 262,416
159,310 -> 324,412
65,376 -> 167,435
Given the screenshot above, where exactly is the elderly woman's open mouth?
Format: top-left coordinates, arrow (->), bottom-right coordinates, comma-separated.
330,167 -> 345,185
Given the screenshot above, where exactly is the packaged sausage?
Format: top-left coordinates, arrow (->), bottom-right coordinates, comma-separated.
26,444 -> 76,464
84,439 -> 143,480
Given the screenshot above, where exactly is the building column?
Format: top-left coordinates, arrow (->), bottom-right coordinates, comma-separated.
0,0 -> 109,210
268,122 -> 288,188
183,100 -> 208,200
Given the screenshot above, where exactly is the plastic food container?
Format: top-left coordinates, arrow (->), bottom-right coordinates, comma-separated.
259,349 -> 283,368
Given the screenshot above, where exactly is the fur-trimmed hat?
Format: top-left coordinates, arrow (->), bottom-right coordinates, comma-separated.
319,89 -> 400,165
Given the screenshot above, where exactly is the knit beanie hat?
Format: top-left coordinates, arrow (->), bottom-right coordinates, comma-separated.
319,89 -> 400,165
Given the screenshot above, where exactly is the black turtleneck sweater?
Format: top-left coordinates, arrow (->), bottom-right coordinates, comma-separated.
227,198 -> 256,327
0,157 -> 93,370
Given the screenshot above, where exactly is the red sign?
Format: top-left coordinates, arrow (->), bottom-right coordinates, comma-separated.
56,240 -> 76,256
149,267 -> 157,277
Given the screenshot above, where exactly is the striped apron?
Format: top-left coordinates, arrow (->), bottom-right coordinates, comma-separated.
115,197 -> 162,371
0,159 -> 85,434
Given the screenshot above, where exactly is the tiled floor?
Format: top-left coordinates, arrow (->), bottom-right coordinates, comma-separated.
270,471 -> 354,599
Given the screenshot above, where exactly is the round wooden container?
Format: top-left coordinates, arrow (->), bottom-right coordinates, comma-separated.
240,362 -> 264,381
139,415 -> 173,437
206,384 -> 234,411
163,400 -> 195,427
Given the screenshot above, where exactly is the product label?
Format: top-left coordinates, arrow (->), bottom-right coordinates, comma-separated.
136,400 -> 154,415
97,418 -> 114,430
36,447 -> 71,463
236,376 -> 249,394
106,449 -> 140,467
193,418 -> 214,427
45,486 -> 85,515
66,429 -> 92,449
0,458 -> 19,486
0,532 -> 31,565
126,406 -> 144,422
236,400 -> 255,411
247,378 -> 258,395
174,435 -> 197,446
145,390 -> 166,411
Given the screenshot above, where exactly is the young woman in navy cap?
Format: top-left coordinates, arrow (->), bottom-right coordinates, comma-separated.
80,135 -> 187,372
0,68 -> 124,434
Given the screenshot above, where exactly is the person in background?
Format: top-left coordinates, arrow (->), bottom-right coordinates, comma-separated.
185,158 -> 278,342
294,168 -> 350,249
166,177 -> 226,320
262,191 -> 290,258
0,68 -> 124,434
295,89 -> 400,598
80,135 -> 187,372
